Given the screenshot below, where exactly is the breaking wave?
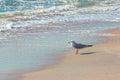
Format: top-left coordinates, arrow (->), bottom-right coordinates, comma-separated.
0,0 -> 120,31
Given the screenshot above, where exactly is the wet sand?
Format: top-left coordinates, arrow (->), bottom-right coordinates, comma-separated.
20,28 -> 120,80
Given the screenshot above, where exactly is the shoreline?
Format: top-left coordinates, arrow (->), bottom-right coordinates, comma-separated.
19,28 -> 120,80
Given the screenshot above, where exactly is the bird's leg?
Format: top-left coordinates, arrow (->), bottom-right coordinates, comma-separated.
75,49 -> 79,55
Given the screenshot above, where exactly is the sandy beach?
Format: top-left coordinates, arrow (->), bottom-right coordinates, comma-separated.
20,28 -> 120,80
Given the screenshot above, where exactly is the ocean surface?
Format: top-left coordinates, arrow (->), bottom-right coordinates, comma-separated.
0,0 -> 120,80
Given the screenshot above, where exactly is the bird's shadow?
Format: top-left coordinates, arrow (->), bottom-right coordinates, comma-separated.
80,52 -> 96,55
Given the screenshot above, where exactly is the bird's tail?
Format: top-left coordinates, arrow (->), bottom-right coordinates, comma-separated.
87,45 -> 93,47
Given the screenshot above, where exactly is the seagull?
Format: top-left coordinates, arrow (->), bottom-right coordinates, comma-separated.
68,41 -> 93,55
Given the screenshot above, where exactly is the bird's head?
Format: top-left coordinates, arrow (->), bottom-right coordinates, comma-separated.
68,40 -> 74,44
68,40 -> 75,46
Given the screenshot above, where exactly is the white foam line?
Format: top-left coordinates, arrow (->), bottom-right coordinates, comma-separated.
94,33 -> 120,37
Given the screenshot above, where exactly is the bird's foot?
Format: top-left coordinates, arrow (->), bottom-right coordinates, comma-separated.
75,49 -> 79,55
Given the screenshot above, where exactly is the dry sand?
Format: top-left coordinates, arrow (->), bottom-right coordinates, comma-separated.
20,28 -> 120,80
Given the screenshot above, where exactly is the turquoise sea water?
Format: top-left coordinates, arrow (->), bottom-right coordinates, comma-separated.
0,0 -> 120,80
0,0 -> 103,12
